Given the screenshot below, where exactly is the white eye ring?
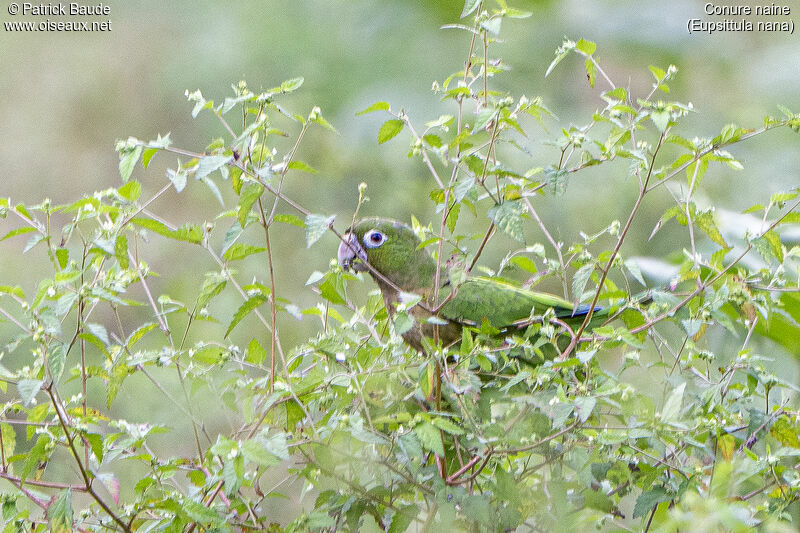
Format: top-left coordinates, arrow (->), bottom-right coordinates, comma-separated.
363,229 -> 387,249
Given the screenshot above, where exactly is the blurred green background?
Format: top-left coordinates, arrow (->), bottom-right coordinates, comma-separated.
1,0 -> 799,522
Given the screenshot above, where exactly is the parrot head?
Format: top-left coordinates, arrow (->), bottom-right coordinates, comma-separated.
337,217 -> 436,293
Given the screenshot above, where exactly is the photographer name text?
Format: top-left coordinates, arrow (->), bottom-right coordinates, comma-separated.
4,2 -> 112,32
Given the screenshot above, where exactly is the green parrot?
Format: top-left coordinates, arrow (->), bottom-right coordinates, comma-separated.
337,217 -> 626,353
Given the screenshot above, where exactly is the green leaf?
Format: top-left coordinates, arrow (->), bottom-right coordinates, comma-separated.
246,338 -> 266,365
0,285 -> 25,299
238,182 -> 264,228
762,230 -> 784,263
584,58 -> 596,88
305,214 -> 335,248
394,312 -> 414,335
274,214 -> 305,227
460,0 -> 480,18
119,145 -> 143,182
0,226 -> 36,242
55,248 -> 68,269
166,167 -> 187,193
118,180 -> 142,202
48,489 -> 73,533
287,160 -> 318,174
17,379 -> 42,407
222,455 -> 244,496
770,416 -> 800,448
488,200 -> 526,242
241,438 -> 282,467
115,234 -> 129,269
127,323 -> 157,348
182,499 -> 221,525
48,344 -> 67,384
572,263 -> 594,301
415,421 -> 444,456
650,110 -> 670,132
575,396 -> 596,422
21,435 -> 50,481
196,154 -> 232,181
632,486 -> 670,519
130,218 -> 203,244
660,382 -> 685,424
223,243 -> 267,262
649,65 -> 666,82
430,416 -> 464,435
192,345 -> 225,365
378,119 -> 405,144
389,506 -> 417,533
225,294 -> 268,338
280,76 -> 304,93
356,101 -> 390,116
576,38 -> 596,56
319,273 -> 346,305
85,432 -> 104,464
480,16 -> 502,35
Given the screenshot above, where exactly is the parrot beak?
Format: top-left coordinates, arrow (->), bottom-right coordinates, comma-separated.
337,232 -> 368,271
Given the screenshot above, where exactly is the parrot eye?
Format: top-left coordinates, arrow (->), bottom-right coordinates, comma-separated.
363,230 -> 387,248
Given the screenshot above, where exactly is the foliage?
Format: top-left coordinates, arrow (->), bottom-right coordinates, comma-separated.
1,1 -> 800,531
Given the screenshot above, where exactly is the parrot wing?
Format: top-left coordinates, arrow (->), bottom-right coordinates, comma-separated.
439,277 -> 601,329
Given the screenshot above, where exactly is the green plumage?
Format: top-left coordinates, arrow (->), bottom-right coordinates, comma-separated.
337,217 -> 614,352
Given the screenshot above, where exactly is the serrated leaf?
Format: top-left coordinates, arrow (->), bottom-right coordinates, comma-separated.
415,421 -> 444,456
48,489 -> 72,533
481,16 -> 501,35
48,344 -> 67,384
575,396 -> 596,422
378,119 -> 404,144
572,263 -> 594,302
584,58 -> 596,88
0,226 -> 36,242
246,338 -> 266,365
280,77 -> 304,93
241,438 -> 282,467
661,382 -> 685,423
118,179 -> 142,202
694,210 -> 728,248
488,200 -> 526,242
237,182 -> 264,228
356,101 -> 390,116
632,486 -> 670,519
225,294 -> 267,338
223,243 -> 267,262
430,416 -> 464,435
305,214 -> 335,248
182,499 -> 221,524
114,234 -> 129,269
394,312 -> 414,335
770,416 -> 800,448
127,323 -> 157,348
17,379 -> 42,407
274,214 -> 305,227
650,110 -> 670,132
166,167 -> 187,193
196,154 -> 232,181
119,145 -> 142,182
287,160 -> 318,174
460,0 -> 480,18
576,38 -> 596,56
718,433 -> 735,461
130,218 -> 203,244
